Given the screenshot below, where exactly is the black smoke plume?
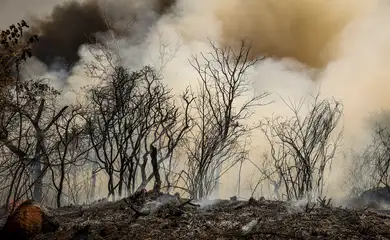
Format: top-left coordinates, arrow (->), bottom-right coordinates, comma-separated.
25,0 -> 176,69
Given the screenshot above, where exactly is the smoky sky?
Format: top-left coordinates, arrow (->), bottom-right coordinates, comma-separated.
28,0 -> 108,68
22,0 -> 176,69
156,0 -> 176,14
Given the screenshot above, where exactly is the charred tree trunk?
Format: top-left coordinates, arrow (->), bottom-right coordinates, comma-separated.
138,153 -> 149,191
150,144 -> 161,193
33,131 -> 45,203
56,161 -> 65,208
91,164 -> 97,201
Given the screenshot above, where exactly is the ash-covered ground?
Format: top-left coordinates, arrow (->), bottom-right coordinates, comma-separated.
0,190 -> 387,240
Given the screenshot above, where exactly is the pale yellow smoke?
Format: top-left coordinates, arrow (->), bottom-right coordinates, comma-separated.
80,0 -> 390,199
215,0 -> 376,68
166,0 -> 390,199
180,0 -> 390,144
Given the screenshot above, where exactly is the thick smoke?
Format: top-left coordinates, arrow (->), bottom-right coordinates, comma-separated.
181,0 -> 390,141
215,0 -> 375,68
20,0 -> 176,68
157,0 -> 390,198
3,0 -> 390,200
28,0 -> 110,68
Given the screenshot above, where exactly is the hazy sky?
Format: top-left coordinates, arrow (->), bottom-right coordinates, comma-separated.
0,0 -> 70,28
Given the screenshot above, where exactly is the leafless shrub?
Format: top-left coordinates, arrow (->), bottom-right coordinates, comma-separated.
261,93 -> 343,201
317,196 -> 332,208
342,148 -> 377,198
179,40 -> 270,199
304,202 -> 316,213
343,110 -> 390,198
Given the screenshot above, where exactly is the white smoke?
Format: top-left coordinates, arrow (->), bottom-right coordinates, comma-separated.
4,0 -> 390,200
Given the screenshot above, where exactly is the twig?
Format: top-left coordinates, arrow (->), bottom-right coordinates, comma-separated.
304,202 -> 316,213
317,196 -> 332,208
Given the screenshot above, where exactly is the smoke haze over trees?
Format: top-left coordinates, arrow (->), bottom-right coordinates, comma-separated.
1,0 -> 390,208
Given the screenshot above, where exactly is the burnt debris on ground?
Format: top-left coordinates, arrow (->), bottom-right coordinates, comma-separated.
2,190 -> 390,239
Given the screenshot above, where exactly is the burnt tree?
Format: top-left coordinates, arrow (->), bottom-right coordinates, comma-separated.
181,40 -> 270,199
261,94 -> 343,200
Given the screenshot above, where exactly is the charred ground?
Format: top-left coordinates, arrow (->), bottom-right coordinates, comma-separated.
1,192 -> 390,240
